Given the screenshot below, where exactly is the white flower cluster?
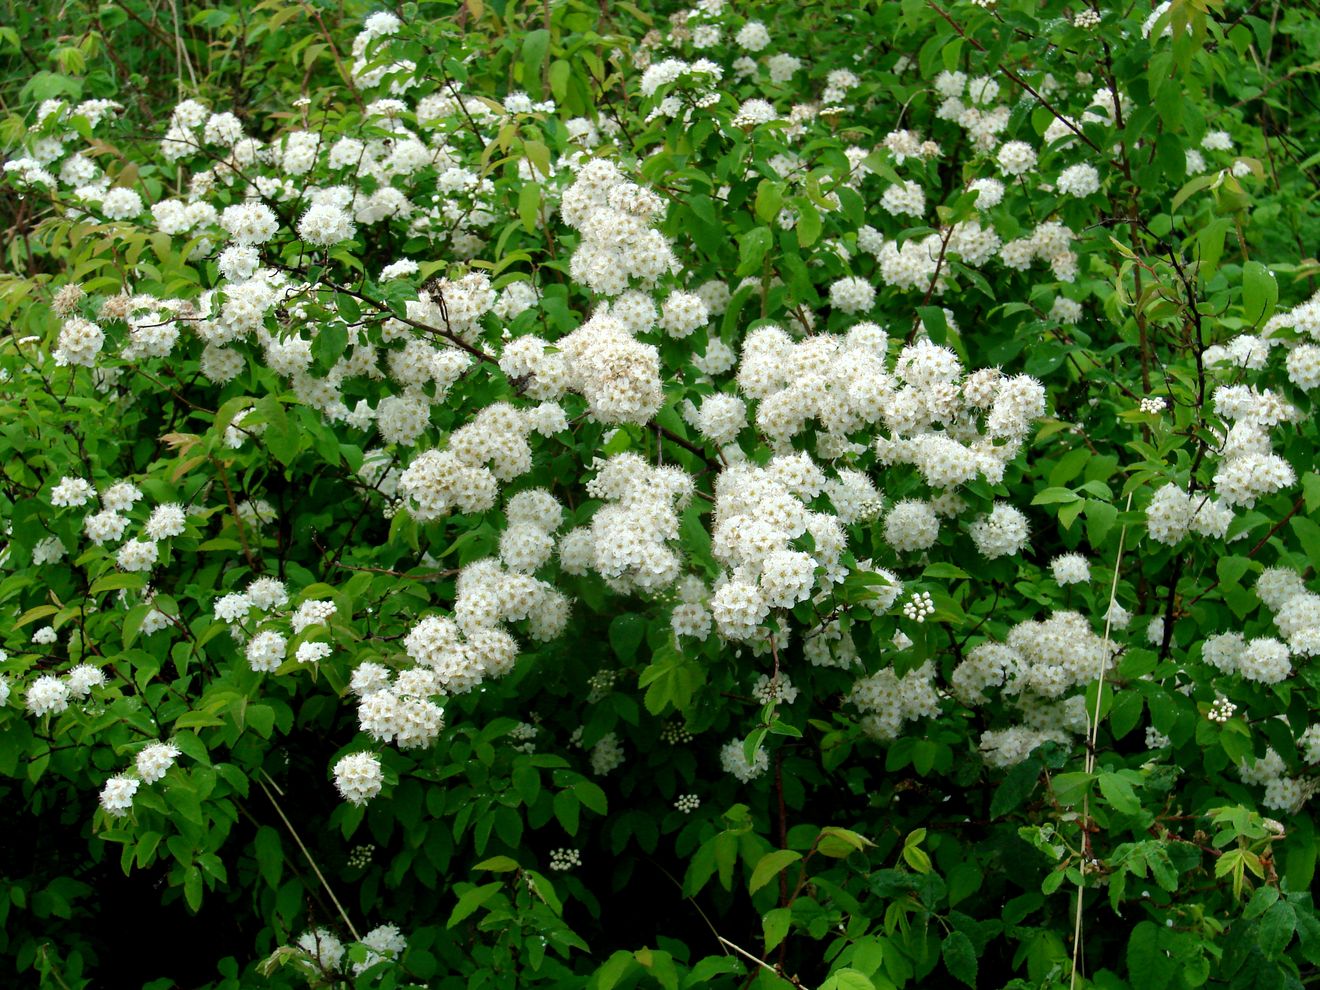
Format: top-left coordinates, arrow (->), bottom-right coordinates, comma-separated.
333,751 -> 384,805
563,159 -> 676,295
1202,571 -> 1320,683
1208,385 -> 1299,508
559,453 -> 692,593
1144,484 -> 1237,545
848,662 -> 941,741
707,455 -> 847,640
550,847 -> 582,871
397,402 -> 555,519
719,738 -> 770,782
953,611 -> 1118,705
347,554 -> 567,757
500,310 -> 663,426
950,612 -> 1118,766
98,739 -> 182,818
25,662 -> 109,718
1239,744 -> 1318,814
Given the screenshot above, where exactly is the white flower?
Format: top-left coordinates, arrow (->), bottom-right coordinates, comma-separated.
735,21 -> 771,51
117,539 -> 158,572
215,592 -> 252,623
1051,553 -> 1090,585
146,503 -> 187,539
334,751 -> 383,805
51,476 -> 95,507
26,675 -> 69,716
66,664 -> 106,698
298,202 -> 356,246
247,630 -> 288,672
1056,163 -> 1100,197
136,741 -> 181,783
296,642 -> 333,664
100,774 -> 140,816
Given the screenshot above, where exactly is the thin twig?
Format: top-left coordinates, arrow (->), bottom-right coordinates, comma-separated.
258,772 -> 362,941
1070,490 -> 1134,990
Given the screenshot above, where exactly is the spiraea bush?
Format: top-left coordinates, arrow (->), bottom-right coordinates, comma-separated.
2,0 -> 1320,987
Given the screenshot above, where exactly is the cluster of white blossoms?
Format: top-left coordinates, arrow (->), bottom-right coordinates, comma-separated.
950,612 -> 1119,765
1239,743 -> 1318,814
1207,385 -> 1300,508
1050,553 -> 1090,586
736,325 -> 1045,492
1201,569 -> 1320,687
706,455 -> 849,640
563,159 -> 676,295
44,476 -> 197,573
333,751 -> 384,806
1255,289 -> 1320,391
1144,484 -> 1239,545
847,662 -> 942,741
98,740 -> 182,818
291,922 -> 406,978
719,737 -> 770,782
350,547 -> 566,746
9,3 -> 1319,846
559,453 -> 692,594
397,402 -> 563,520
213,578 -> 335,673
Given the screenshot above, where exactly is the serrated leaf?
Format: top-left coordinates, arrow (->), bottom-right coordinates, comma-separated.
1098,772 -> 1142,816
474,856 -> 520,872
749,849 -> 800,894
447,882 -> 502,927
943,931 -> 977,988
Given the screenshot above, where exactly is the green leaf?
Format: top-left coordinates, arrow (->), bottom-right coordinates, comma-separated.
755,180 -> 785,224
763,907 -> 792,951
819,969 -> 874,990
1258,900 -> 1296,960
1098,772 -> 1142,816
554,789 -> 580,835
990,758 -> 1041,817
256,395 -> 299,467
736,226 -> 773,277
596,951 -> 639,990
311,319 -> 348,370
518,182 -> 541,233
574,779 -> 608,815
1109,691 -> 1143,741
521,29 -> 550,98
253,826 -> 283,889
1127,922 -> 1174,990
916,306 -> 948,346
474,856 -> 520,872
796,198 -> 822,248
447,882 -> 502,927
1285,814 -> 1316,892
1241,260 -> 1277,327
1031,487 -> 1080,505
333,291 -> 361,324
183,865 -> 203,912
943,931 -> 978,988
749,849 -> 800,894
512,763 -> 541,805
608,613 -> 645,662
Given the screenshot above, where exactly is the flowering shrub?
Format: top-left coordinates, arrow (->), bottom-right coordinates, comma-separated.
3,0 -> 1320,987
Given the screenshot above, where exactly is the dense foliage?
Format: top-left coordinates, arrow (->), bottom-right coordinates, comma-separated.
3,1 -> 1320,988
